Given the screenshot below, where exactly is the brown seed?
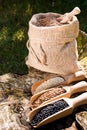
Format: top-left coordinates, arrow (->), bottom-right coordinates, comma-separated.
31,86 -> 66,109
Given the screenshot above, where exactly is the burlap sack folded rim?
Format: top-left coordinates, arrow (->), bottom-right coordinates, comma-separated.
29,12 -> 78,29
28,12 -> 79,44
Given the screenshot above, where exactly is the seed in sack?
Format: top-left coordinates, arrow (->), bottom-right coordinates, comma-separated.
31,99 -> 69,126
35,14 -> 61,27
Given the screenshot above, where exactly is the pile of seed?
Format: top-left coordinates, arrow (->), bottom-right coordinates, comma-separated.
31,99 -> 69,126
31,87 -> 66,109
34,77 -> 64,94
35,14 -> 62,27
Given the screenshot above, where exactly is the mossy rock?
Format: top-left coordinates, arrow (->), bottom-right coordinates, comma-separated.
77,31 -> 87,59
80,57 -> 87,76
76,111 -> 87,130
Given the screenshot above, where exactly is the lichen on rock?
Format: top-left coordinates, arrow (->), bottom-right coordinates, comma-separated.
0,73 -> 40,130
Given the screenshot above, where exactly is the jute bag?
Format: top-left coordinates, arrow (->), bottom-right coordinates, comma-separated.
26,12 -> 82,76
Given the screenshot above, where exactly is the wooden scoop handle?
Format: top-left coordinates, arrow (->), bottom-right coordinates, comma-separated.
60,7 -> 81,23
72,92 -> 87,108
64,71 -> 85,84
67,7 -> 81,18
70,81 -> 87,95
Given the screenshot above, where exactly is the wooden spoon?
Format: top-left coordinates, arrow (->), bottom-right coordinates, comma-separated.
57,7 -> 81,24
31,76 -> 65,95
30,81 -> 87,109
31,71 -> 85,95
29,92 -> 87,128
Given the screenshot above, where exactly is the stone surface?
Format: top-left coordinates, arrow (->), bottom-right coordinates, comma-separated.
76,111 -> 87,130
0,57 -> 87,130
0,73 -> 40,130
80,57 -> 87,77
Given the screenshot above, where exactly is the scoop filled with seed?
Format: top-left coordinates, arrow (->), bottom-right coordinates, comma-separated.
31,71 -> 86,95
30,86 -> 66,109
31,76 -> 65,95
30,81 -> 87,109
29,92 -> 87,128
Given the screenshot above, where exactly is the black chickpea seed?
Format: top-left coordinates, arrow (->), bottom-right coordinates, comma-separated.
31,99 -> 69,126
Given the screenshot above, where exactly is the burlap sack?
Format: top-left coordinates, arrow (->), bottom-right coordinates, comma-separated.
26,12 -> 82,76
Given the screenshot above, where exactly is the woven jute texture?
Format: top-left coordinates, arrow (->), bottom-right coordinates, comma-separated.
26,12 -> 82,76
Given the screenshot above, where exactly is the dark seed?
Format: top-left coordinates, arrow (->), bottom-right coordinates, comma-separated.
31,99 -> 69,126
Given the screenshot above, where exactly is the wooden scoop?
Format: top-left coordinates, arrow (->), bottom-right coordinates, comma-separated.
29,92 -> 87,128
31,76 -> 65,95
30,81 -> 87,109
57,7 -> 81,24
31,71 -> 86,95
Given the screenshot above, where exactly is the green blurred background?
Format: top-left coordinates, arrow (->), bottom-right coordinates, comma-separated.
0,0 -> 87,75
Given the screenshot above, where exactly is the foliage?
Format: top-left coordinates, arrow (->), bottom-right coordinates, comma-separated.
0,0 -> 87,75
77,31 -> 87,59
